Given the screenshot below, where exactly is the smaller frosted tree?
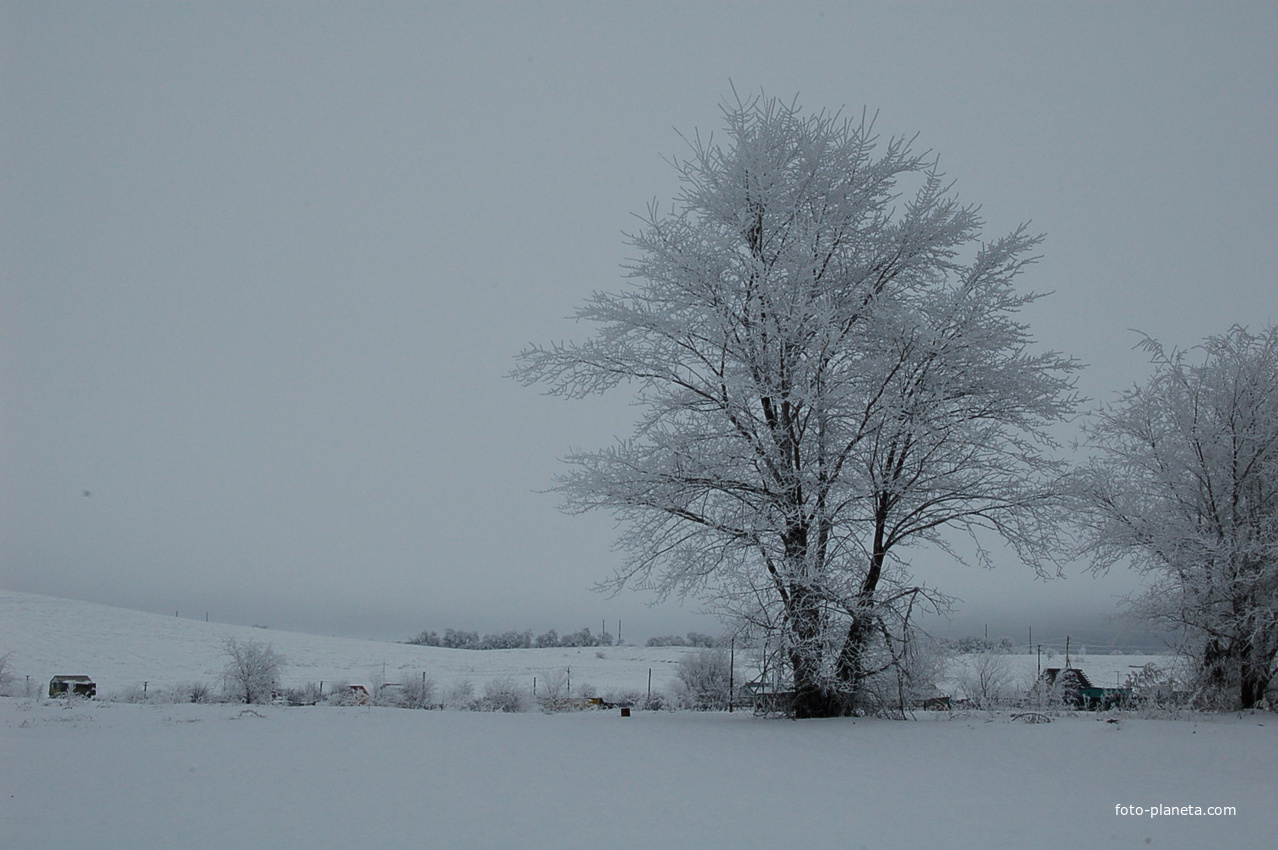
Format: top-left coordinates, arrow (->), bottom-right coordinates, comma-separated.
958,650 -> 1014,709
221,637 -> 286,705
1076,326 -> 1278,709
675,648 -> 733,710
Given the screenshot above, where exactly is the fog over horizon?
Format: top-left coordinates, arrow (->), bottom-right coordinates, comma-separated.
3,3 -> 1275,650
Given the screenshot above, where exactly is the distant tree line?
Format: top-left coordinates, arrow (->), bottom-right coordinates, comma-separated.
943,636 -> 1016,655
405,626 -> 615,650
645,632 -> 730,648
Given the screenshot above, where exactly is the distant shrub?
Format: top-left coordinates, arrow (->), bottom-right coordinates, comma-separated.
558,628 -> 611,648
221,637 -> 286,705
603,689 -> 643,708
642,691 -> 668,711
401,673 -> 439,709
443,679 -> 476,710
1108,662 -> 1189,716
406,630 -> 440,647
479,678 -> 529,712
646,632 -> 725,648
109,682 -> 214,705
946,636 -> 1015,655
0,651 -> 14,695
675,649 -> 732,710
280,682 -> 323,706
365,670 -> 397,707
113,683 -> 158,704
852,632 -> 952,713
536,669 -> 568,709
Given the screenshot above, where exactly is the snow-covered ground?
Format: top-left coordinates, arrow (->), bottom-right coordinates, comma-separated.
3,589 -> 1276,848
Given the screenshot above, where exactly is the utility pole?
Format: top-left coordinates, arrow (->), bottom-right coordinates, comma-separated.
728,637 -> 735,713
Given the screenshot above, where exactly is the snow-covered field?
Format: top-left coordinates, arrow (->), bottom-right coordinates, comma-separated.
3,589 -> 1276,849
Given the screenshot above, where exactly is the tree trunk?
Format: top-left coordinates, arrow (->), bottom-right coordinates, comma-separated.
780,518 -> 852,719
791,686 -> 846,719
785,581 -> 841,718
1240,668 -> 1265,710
1238,642 -> 1275,710
829,514 -> 889,713
1200,638 -> 1275,709
833,615 -> 873,708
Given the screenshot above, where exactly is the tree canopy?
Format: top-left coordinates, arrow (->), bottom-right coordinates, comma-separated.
517,93 -> 1078,716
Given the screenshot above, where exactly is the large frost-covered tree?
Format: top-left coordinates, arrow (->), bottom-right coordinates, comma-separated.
516,93 -> 1078,717
1077,326 -> 1278,709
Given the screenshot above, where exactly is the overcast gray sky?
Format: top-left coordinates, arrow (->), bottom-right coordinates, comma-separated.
3,2 -> 1276,645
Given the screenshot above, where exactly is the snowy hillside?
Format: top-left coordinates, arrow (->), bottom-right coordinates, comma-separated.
0,589 -> 693,698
